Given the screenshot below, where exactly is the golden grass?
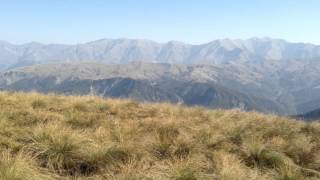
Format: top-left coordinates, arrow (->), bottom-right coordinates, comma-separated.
0,91 -> 319,179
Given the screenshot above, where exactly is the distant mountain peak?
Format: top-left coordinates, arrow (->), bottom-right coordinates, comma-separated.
0,37 -> 320,71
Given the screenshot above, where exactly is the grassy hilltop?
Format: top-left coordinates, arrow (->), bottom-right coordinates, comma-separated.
0,92 -> 320,179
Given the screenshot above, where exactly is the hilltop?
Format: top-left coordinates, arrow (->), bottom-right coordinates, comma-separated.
0,91 -> 320,179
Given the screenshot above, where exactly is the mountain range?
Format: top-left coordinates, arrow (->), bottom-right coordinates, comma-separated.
1,38 -> 320,117
1,37 -> 320,70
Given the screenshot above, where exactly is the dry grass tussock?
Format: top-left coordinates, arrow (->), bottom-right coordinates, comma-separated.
0,91 -> 319,179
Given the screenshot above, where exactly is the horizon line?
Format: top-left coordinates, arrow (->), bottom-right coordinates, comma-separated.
0,36 -> 319,46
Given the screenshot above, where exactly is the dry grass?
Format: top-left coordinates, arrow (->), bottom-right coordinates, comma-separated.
0,91 -> 319,179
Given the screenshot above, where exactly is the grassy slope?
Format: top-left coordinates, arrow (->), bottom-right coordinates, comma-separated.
0,92 -> 320,179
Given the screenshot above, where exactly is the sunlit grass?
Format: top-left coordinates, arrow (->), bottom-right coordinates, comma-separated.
0,91 -> 319,179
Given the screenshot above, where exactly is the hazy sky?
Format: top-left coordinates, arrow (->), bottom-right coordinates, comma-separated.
1,0 -> 319,44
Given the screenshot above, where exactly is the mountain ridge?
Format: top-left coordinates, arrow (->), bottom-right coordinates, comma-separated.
4,37 -> 319,46
1,37 -> 320,71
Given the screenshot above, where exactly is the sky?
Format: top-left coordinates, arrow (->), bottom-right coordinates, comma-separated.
1,0 -> 319,44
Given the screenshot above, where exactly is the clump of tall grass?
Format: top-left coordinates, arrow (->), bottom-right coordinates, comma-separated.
26,123 -> 94,175
31,99 -> 47,109
0,150 -> 53,180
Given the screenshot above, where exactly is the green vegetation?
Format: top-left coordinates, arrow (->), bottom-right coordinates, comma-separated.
0,91 -> 319,179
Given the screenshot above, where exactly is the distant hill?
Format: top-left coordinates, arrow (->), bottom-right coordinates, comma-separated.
3,61 -> 320,115
0,63 -> 287,114
295,107 -> 320,121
